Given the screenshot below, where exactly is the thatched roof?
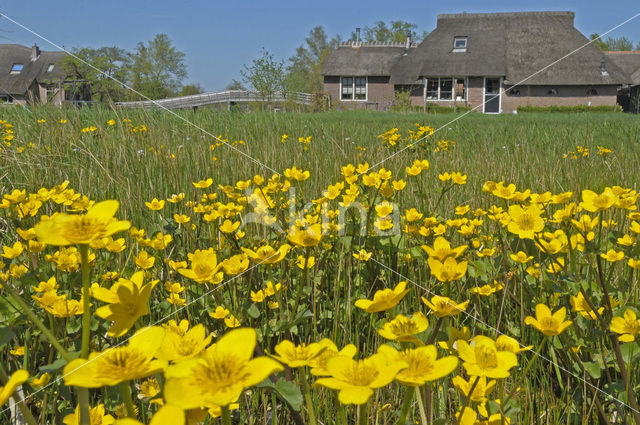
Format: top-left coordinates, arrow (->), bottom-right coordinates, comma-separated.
0,44 -> 66,95
391,11 -> 629,86
605,51 -> 640,86
322,42 -> 417,77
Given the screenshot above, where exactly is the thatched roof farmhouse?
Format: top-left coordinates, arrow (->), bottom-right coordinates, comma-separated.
0,44 -> 67,105
323,11 -> 634,113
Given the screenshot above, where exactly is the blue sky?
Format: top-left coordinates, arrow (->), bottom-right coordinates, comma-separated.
1,0 -> 639,91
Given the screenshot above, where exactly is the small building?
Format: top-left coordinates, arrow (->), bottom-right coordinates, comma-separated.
323,11 -> 630,113
605,51 -> 640,113
322,41 -> 417,110
0,44 -> 67,105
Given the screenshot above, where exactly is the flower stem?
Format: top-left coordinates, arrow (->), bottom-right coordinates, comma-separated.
301,371 -> 317,425
456,376 -> 479,425
359,402 -> 369,425
291,247 -> 311,316
503,336 -> 548,407
118,381 -> 136,419
398,386 -> 414,424
415,387 -> 428,425
79,244 -> 91,359
77,388 -> 91,425
221,405 -> 232,425
3,284 -> 72,362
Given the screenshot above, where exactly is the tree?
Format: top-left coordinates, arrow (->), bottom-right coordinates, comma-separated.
226,79 -> 247,90
130,34 -> 187,99
240,48 -> 284,103
351,21 -> 429,43
285,26 -> 340,93
58,46 -> 131,103
179,83 -> 203,96
591,33 -> 634,51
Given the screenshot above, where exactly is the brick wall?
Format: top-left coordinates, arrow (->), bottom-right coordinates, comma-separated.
502,85 -> 619,112
324,76 -> 394,110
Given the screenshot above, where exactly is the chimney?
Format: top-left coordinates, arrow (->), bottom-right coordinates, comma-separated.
31,44 -> 40,61
355,27 -> 361,44
404,31 -> 412,54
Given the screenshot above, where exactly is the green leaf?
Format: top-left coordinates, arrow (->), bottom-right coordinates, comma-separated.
582,361 -> 602,379
247,304 -> 261,319
619,342 -> 640,364
40,352 -> 80,373
0,327 -> 15,348
274,379 -> 303,411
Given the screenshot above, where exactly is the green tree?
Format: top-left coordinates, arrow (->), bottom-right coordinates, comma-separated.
179,83 -> 203,96
285,26 -> 340,93
352,21 -> 429,43
130,34 -> 187,99
226,79 -> 247,90
240,48 -> 284,104
58,46 -> 131,103
591,33 -> 634,51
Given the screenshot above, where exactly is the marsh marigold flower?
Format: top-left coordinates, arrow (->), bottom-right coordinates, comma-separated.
507,204 -> 545,240
156,320 -> 212,362
378,312 -> 429,342
63,327 -> 166,388
422,295 -> 469,318
421,236 -> 467,261
428,257 -> 468,282
377,344 -> 458,386
309,339 -> 357,376
457,335 -> 518,378
178,248 -> 223,284
164,328 -> 283,408
580,188 -> 617,212
35,200 -> 130,246
287,224 -> 322,247
0,369 -> 28,406
242,244 -> 290,265
314,354 -> 407,405
271,340 -> 326,368
610,309 -> 640,342
525,304 -> 572,336
354,281 -> 409,313
63,404 -> 114,425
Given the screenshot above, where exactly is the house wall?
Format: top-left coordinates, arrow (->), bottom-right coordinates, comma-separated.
324,76 -> 395,110
502,85 -> 619,112
37,83 -> 65,106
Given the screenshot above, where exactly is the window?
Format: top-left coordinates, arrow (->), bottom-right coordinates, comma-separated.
548,88 -> 559,95
586,87 -> 598,96
10,64 -> 23,74
47,64 -> 55,72
507,87 -> 521,96
453,37 -> 467,52
341,76 -> 367,101
425,77 -> 467,101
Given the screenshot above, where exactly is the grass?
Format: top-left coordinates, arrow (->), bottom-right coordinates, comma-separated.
1,106 -> 640,424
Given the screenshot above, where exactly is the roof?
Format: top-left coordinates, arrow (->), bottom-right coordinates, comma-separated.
322,42 -> 417,77
389,11 -> 629,86
0,44 -> 67,96
605,51 -> 640,85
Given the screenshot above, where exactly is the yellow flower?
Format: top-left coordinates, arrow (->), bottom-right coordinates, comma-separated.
353,249 -> 372,261
271,340 -> 326,368
164,328 -> 283,408
287,224 -> 322,247
156,320 -> 212,362
192,178 -> 213,188
284,166 -> 310,181
421,295 -> 469,318
628,258 -> 640,269
34,200 -> 130,246
219,219 -> 240,234
309,339 -> 357,376
428,257 -> 468,282
495,335 -> 532,354
242,244 -> 291,265
63,404 -> 115,425
525,304 -> 572,336
134,250 -> 155,269
63,327 -> 167,387
10,346 -> 24,356
453,376 -> 496,405
601,249 -> 625,262
295,255 -> 315,269
94,271 -> 158,337
221,254 -> 250,275
570,292 -> 604,320
31,372 -> 51,388
0,369 -> 28,406
610,309 -> 640,342
509,251 -> 533,263
421,236 -> 467,261
209,306 -> 229,319
506,204 -> 545,239
178,248 -> 223,284
580,188 -> 617,212
377,344 -> 458,386
144,198 -> 165,211
224,314 -> 241,328
457,335 -> 518,378
354,281 -> 409,313
470,281 -> 504,296
112,405 -> 184,425
2,241 -> 24,259
314,354 -> 407,405
378,312 -> 429,342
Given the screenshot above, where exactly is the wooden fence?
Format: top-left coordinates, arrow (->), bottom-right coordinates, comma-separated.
115,90 -> 314,110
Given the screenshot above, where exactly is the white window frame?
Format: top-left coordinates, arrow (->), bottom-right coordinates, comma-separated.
47,64 -> 55,73
340,76 -> 368,101
423,77 -> 467,101
453,37 -> 468,53
482,77 -> 502,114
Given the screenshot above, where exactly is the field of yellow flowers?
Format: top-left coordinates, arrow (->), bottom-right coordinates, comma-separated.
1,107 -> 640,424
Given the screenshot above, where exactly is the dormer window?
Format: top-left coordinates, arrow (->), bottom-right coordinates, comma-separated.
453,37 -> 467,52
47,64 -> 55,72
10,64 -> 23,74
